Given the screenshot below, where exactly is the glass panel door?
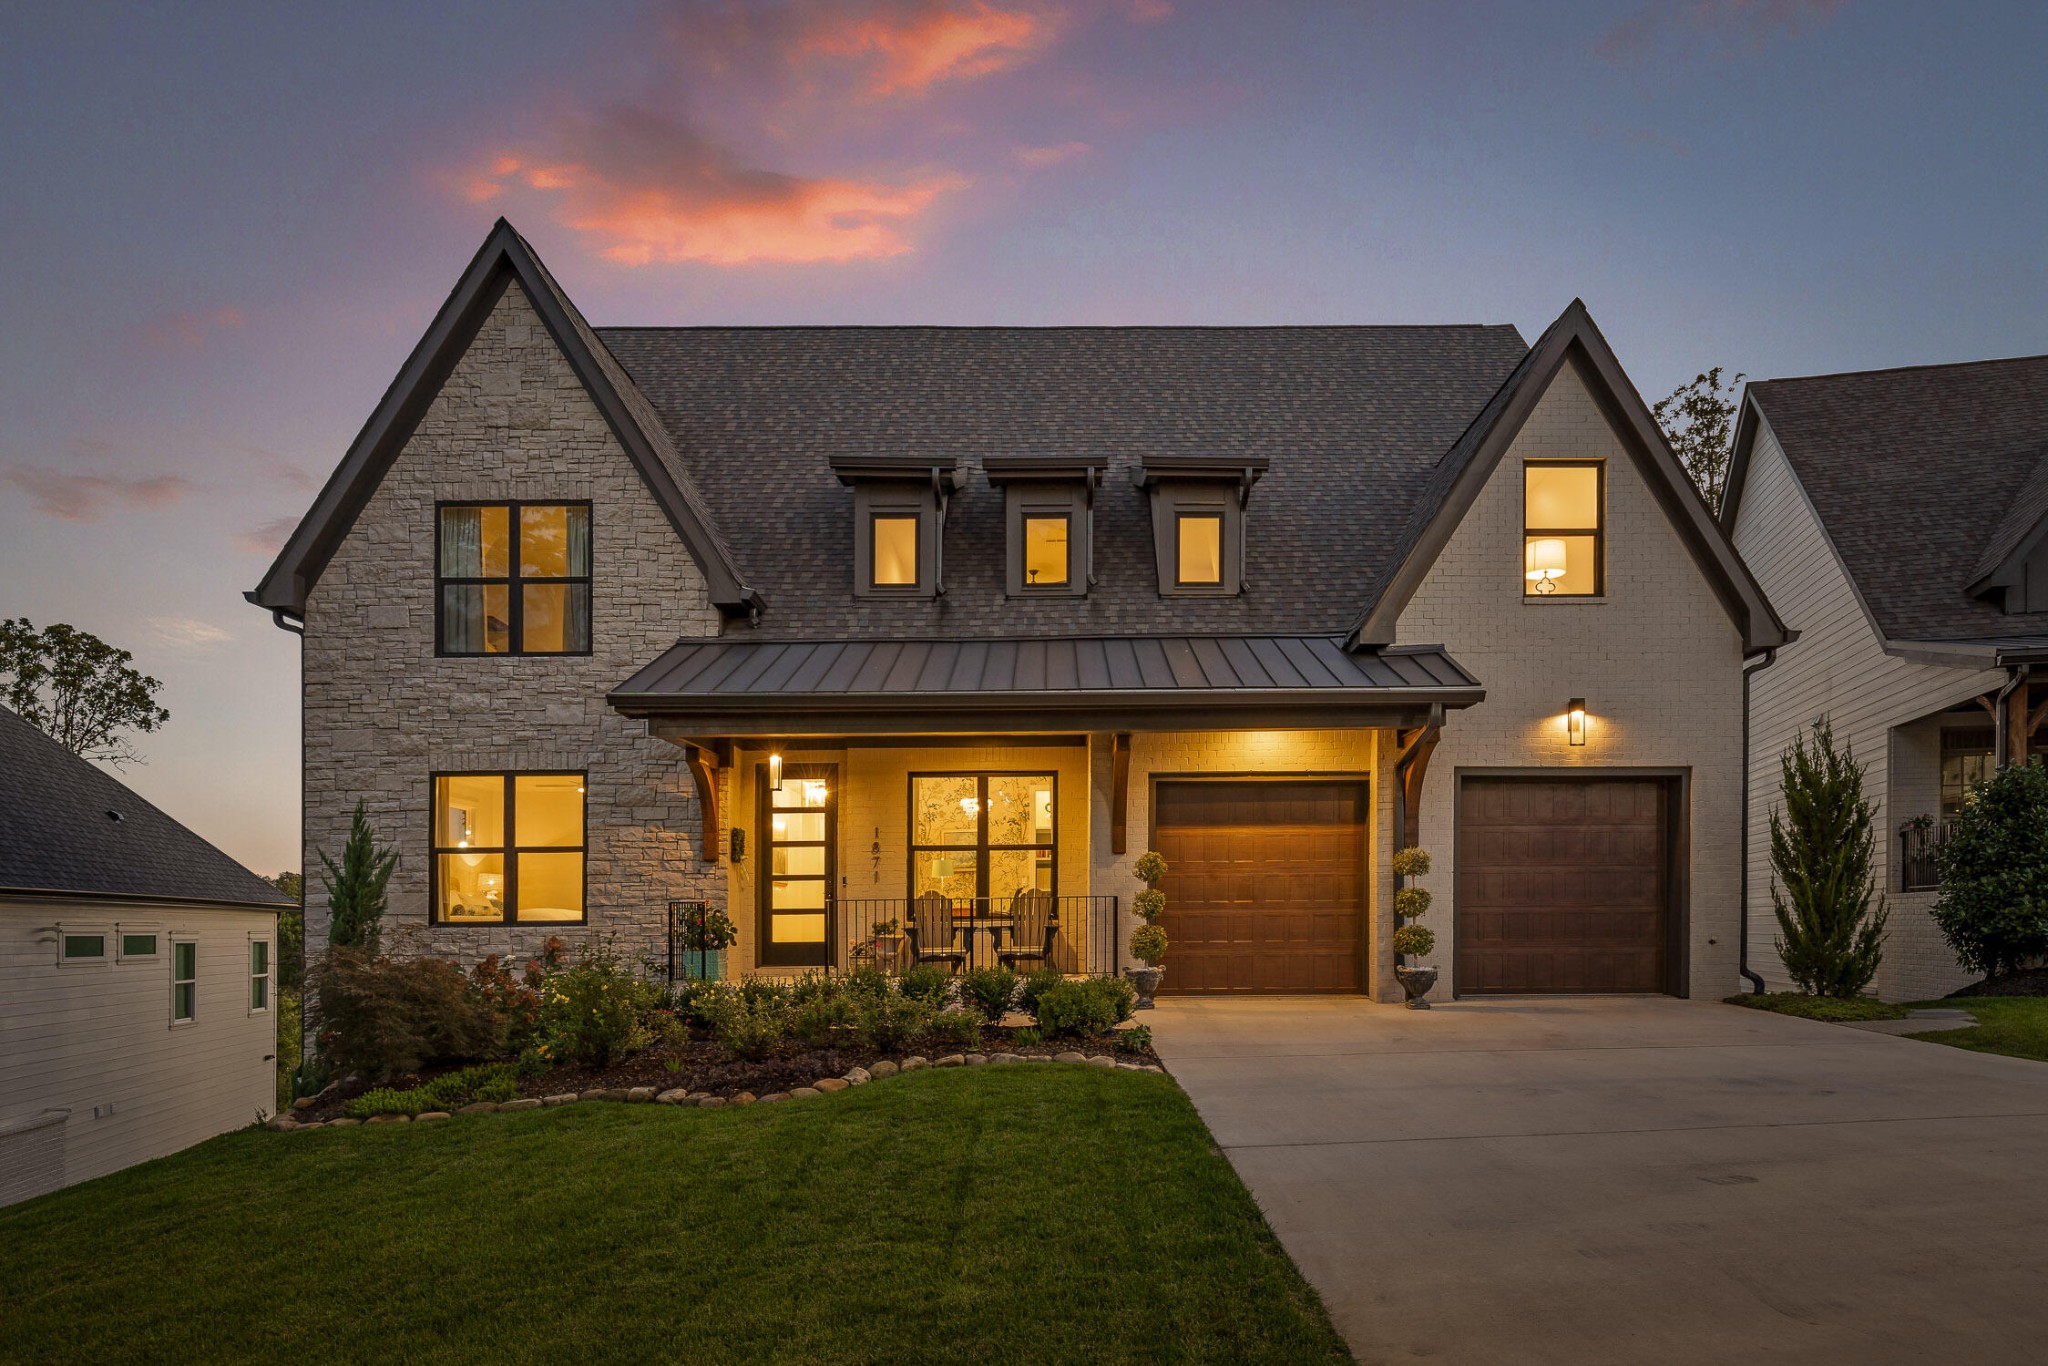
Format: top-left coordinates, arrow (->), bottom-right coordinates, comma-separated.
761,763 -> 834,967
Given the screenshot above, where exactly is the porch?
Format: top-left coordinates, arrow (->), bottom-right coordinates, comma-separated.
1890,677 -> 2046,891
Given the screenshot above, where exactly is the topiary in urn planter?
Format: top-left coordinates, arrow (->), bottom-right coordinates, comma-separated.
1392,847 -> 1438,1009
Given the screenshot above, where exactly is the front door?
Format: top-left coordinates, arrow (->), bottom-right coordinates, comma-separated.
759,763 -> 835,967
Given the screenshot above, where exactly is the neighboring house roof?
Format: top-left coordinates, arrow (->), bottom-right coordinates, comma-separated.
600,322 -> 1529,639
1347,300 -> 1788,652
610,635 -> 1480,733
0,707 -> 292,910
1724,354 -> 2048,646
248,219 -> 759,619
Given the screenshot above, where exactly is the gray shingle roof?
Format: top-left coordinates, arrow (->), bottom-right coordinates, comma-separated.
0,707 -> 291,909
1744,355 -> 2048,643
597,325 -> 1530,637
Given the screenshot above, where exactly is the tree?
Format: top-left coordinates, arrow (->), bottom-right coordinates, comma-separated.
0,618 -> 169,765
1769,720 -> 1888,996
320,802 -> 396,955
270,872 -> 305,992
1933,762 -> 2048,979
1653,367 -> 1744,516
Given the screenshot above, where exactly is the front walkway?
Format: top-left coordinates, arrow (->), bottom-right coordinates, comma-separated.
1151,995 -> 2048,1365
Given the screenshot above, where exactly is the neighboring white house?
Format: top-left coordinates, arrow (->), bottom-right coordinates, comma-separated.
0,706 -> 291,1208
1725,354 -> 2048,1002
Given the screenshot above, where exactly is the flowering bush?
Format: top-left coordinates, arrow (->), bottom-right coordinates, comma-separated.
537,941 -> 664,1066
678,902 -> 737,953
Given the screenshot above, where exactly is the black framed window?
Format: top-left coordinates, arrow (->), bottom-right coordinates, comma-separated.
1022,514 -> 1071,587
869,512 -> 920,589
1175,512 -> 1223,586
909,772 -> 1057,904
432,772 -> 587,924
1523,461 -> 1604,597
437,502 -> 592,654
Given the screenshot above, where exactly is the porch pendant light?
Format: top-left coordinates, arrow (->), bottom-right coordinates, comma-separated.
1526,538 -> 1568,594
1567,698 -> 1587,746
768,751 -> 784,792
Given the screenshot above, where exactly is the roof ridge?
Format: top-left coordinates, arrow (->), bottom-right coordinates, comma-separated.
1754,352 -> 2048,388
594,322 -> 1522,334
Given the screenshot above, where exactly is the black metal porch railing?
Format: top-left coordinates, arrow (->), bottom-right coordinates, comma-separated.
1899,819 -> 1957,892
834,896 -> 1121,979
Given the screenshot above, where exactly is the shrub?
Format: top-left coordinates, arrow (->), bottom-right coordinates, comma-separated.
1130,924 -> 1168,966
319,800 -> 396,954
275,990 -> 303,1113
788,971 -> 839,1005
790,994 -> 855,1046
844,964 -> 895,1002
539,943 -> 663,1066
924,1008 -> 983,1050
343,1062 -> 519,1118
738,975 -> 794,1010
1935,761 -> 2048,978
857,995 -> 931,1053
1011,1026 -> 1042,1049
958,965 -> 1018,1022
1018,965 -> 1065,1020
1392,924 -> 1435,959
898,963 -> 954,1007
1393,887 -> 1432,918
1117,1024 -> 1154,1053
1134,850 -> 1168,885
313,946 -> 502,1082
1034,980 -> 1120,1037
1133,888 -> 1166,921
676,980 -> 736,1030
1391,846 -> 1432,878
470,954 -> 542,1053
1770,720 -> 1888,996
1098,975 -> 1138,1023
715,997 -> 790,1062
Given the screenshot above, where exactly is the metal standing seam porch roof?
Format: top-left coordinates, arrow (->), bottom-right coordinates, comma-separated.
609,635 -> 1482,735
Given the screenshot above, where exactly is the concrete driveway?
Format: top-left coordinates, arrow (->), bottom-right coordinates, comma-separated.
1151,996 -> 2048,1365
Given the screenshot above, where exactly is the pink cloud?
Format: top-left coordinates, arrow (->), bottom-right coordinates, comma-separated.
1014,140 -> 1090,166
466,107 -> 968,266
3,466 -> 196,521
802,1 -> 1061,97
235,515 -> 300,556
145,306 -> 247,350
1596,0 -> 1850,64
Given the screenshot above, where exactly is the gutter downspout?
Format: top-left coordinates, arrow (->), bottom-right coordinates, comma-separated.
1738,646 -> 1780,995
1994,663 -> 2030,770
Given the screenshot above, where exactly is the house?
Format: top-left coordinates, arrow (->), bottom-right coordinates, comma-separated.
1726,354 -> 2048,1001
0,706 -> 290,1208
249,220 -> 1782,1002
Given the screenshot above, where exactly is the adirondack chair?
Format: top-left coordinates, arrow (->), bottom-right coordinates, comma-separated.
905,890 -> 967,972
998,889 -> 1059,972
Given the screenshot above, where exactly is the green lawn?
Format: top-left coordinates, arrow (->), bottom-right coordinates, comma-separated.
1907,996 -> 2048,1062
0,1067 -> 1349,1366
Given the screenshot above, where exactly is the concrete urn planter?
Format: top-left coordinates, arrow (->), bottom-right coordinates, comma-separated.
1127,966 -> 1165,1009
1394,965 -> 1438,1010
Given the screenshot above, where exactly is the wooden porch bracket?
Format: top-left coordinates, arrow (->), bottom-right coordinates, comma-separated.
1110,732 -> 1132,856
678,739 -> 729,863
1393,704 -> 1444,852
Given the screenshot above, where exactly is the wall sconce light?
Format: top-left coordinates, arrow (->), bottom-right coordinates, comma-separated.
1567,698 -> 1587,746
768,751 -> 783,792
1526,538 -> 1569,594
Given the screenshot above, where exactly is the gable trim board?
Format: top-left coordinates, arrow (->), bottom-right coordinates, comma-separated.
248,219 -> 759,619
1348,300 -> 1788,656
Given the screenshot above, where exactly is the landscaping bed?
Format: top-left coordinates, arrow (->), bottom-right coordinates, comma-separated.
1723,992 -> 1909,1022
1946,967 -> 2048,998
2,1066 -> 1350,1364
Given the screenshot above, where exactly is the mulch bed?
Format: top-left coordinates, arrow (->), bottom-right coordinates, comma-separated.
1948,968 -> 2048,998
294,1023 -> 1157,1123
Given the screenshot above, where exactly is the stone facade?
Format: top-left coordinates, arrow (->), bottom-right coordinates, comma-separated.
1395,357 -> 1749,1001
302,279 -> 722,967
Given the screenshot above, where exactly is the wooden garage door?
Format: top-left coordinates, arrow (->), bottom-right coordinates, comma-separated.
1456,777 -> 1673,994
1154,780 -> 1367,994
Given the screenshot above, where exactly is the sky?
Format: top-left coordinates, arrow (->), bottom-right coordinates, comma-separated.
2,0 -> 2045,878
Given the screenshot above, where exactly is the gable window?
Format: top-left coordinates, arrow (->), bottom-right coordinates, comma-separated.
1175,513 -> 1223,586
432,772 -> 586,924
1523,461 -> 1603,597
250,940 -> 271,1012
871,514 -> 920,587
172,941 -> 197,1022
437,502 -> 592,655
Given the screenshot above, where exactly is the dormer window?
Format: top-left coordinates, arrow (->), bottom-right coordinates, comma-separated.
832,455 -> 961,599
1134,456 -> 1268,597
986,457 -> 1099,597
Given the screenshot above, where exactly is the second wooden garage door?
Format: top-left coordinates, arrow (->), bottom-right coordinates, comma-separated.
1456,776 -> 1674,995
1154,780 -> 1367,994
